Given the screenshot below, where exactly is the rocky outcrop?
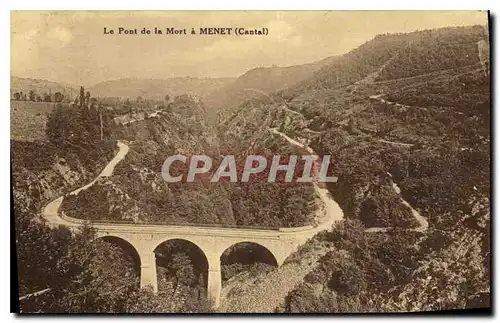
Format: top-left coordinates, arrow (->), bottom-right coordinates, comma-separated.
11,140 -> 115,215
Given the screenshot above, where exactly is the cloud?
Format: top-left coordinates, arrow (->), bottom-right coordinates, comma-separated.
23,28 -> 38,41
47,27 -> 73,47
11,11 -> 489,84
266,20 -> 294,42
14,26 -> 72,50
178,19 -> 301,64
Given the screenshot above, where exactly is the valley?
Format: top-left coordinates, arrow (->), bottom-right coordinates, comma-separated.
11,23 -> 490,313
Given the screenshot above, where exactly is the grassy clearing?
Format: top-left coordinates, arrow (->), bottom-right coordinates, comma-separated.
11,101 -> 57,142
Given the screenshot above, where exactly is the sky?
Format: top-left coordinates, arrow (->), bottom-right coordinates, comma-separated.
11,11 -> 488,87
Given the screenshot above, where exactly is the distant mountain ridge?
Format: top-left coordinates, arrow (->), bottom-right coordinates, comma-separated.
88,77 -> 235,100
220,24 -> 490,153
203,56 -> 340,111
280,24 -> 488,100
11,76 -> 78,98
11,76 -> 236,102
12,24 -> 488,111
11,55 -> 338,110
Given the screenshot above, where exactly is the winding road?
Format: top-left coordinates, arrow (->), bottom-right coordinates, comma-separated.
42,137 -> 343,237
269,127 -> 428,233
41,136 -> 344,310
39,113 -> 426,310
46,107 -> 424,236
43,141 -> 130,227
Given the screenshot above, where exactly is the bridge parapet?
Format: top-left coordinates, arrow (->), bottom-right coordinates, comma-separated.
55,191 -> 331,308
41,139 -> 343,309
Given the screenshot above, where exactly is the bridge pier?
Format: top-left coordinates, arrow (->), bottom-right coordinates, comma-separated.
207,260 -> 222,308
139,251 -> 158,292
94,232 -> 311,310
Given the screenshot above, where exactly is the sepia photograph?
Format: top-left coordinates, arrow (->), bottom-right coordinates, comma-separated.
10,10 -> 491,314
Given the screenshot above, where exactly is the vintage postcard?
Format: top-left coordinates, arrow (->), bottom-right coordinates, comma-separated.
11,11 -> 490,313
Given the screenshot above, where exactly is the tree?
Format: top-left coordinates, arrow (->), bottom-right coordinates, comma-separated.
43,92 -> 51,102
16,204 -> 209,313
85,91 -> 91,107
16,203 -> 136,313
79,86 -> 85,109
28,90 -> 36,102
46,104 -> 73,144
124,99 -> 132,114
54,92 -> 64,103
165,94 -> 170,103
13,92 -> 20,100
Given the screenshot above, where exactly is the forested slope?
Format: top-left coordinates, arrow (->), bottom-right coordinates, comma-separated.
12,96 -> 212,313
13,23 -> 490,313
219,25 -> 490,312
61,95 -> 319,228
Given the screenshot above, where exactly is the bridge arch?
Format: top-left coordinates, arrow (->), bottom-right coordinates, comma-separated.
97,235 -> 142,280
151,237 -> 208,260
221,241 -> 279,266
153,238 -> 210,296
220,241 -> 278,283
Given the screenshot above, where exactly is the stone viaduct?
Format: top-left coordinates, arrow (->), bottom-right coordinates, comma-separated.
44,193 -> 338,308
41,140 -> 342,308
